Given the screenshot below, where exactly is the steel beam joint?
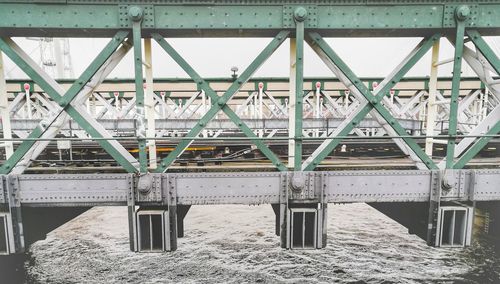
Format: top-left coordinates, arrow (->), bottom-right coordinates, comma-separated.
129,6 -> 144,22
293,7 -> 308,22
455,5 -> 470,22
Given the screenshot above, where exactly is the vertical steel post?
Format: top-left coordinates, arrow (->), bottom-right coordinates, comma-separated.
446,6 -> 469,169
293,7 -> 306,171
482,88 -> 488,120
130,6 -> 148,173
24,84 -> 31,119
258,83 -> 264,120
288,38 -> 296,169
258,82 -> 264,137
315,82 -> 321,119
425,40 -> 441,156
144,38 -> 157,169
91,93 -> 96,116
0,52 -> 13,158
315,82 -> 321,137
201,90 -> 206,114
54,39 -> 64,79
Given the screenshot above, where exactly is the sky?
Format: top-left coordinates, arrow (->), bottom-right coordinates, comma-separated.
3,36 -> 500,80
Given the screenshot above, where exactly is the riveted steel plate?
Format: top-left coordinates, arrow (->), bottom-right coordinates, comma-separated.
136,173 -> 163,203
440,170 -> 472,201
476,4 -> 500,28
318,5 -> 443,29
7,170 -> 500,206
288,172 -> 317,200
17,174 -> 132,205
443,4 -> 479,27
1,1 -> 500,37
0,4 -> 119,29
119,5 -> 155,28
174,172 -> 281,205
283,5 -> 317,28
155,6 -> 283,29
324,170 -> 432,203
471,169 -> 500,201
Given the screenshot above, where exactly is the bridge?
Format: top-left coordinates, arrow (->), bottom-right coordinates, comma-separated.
0,0 -> 499,254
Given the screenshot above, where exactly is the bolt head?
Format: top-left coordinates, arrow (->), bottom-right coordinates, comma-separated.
128,6 -> 144,22
455,5 -> 470,21
217,98 -> 225,106
293,7 -> 308,22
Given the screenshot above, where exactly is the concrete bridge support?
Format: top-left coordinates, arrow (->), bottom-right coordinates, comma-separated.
176,205 -> 191,238
371,201 -> 474,247
275,202 -> 327,249
129,205 -> 179,252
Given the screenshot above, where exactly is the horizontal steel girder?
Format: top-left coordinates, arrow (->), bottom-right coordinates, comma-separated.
0,118 -> 423,132
2,77 -> 490,94
1,169 -> 499,207
0,2 -> 499,37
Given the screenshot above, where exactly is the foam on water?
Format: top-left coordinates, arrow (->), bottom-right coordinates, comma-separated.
20,204 -> 500,283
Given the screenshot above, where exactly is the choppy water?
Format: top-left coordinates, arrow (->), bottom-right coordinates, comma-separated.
4,204 -> 500,283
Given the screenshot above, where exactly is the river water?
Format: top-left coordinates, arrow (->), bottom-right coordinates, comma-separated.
4,204 -> 500,283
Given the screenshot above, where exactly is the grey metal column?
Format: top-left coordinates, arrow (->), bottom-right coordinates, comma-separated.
5,176 -> 23,254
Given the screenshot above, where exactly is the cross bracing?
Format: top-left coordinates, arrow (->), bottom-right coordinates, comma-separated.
0,1 -> 499,254
0,77 -> 497,173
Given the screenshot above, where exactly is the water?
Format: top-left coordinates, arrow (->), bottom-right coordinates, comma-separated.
1,255 -> 27,283
4,204 -> 500,283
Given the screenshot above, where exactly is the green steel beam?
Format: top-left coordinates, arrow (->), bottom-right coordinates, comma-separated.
450,29 -> 500,169
466,30 -> 500,75
0,32 -> 138,174
0,2 -> 499,37
304,32 -> 439,171
3,76 -> 494,86
446,6 -> 468,169
153,31 -> 289,172
454,121 -> 500,169
131,8 -> 148,173
293,8 -> 306,171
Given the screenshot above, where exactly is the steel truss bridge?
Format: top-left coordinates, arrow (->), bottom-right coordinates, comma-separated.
0,0 -> 499,254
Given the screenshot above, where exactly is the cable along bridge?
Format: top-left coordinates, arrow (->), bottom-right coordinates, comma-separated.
0,0 -> 499,254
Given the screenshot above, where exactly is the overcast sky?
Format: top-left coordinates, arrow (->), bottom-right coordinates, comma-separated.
3,36 -> 500,80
